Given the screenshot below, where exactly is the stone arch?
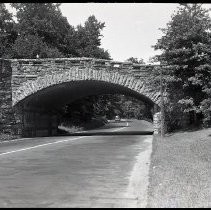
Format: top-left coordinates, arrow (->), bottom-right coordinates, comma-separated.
12,67 -> 161,136
12,66 -> 160,106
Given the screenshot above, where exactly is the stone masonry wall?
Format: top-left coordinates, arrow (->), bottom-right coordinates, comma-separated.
153,112 -> 161,134
0,59 -> 19,135
10,58 -> 161,106
10,57 -> 155,93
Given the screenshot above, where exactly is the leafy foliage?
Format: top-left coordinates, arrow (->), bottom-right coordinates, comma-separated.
0,3 -> 111,59
151,4 -> 211,130
61,94 -> 153,126
12,34 -> 64,58
11,3 -> 73,57
0,3 -> 17,58
126,57 -> 145,64
74,15 -> 110,59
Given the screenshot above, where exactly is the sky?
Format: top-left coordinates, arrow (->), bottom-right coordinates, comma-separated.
60,3 -> 178,62
60,3 -> 211,63
6,3 -> 211,63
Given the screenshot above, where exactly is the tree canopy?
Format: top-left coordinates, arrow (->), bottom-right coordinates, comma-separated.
126,57 -> 145,64
0,3 -> 17,58
0,3 -> 110,59
61,94 -> 153,126
151,3 -> 211,129
75,15 -> 110,59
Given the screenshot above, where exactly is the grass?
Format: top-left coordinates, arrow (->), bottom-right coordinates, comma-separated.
147,128 -> 211,208
58,117 -> 107,134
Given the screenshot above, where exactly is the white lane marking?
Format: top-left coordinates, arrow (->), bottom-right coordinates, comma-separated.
0,136 -> 84,157
0,136 -> 61,144
127,122 -> 129,127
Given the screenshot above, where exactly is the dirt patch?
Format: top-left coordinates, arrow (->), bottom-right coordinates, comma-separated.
147,128 -> 211,208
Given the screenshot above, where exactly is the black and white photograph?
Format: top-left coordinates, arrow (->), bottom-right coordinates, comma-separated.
0,2 -> 210,208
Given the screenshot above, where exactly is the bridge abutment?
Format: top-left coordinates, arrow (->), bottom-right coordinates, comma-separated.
153,112 -> 161,134
0,60 -> 20,136
19,105 -> 59,137
152,104 -> 162,134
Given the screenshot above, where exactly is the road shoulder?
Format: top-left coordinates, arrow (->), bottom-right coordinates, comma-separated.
125,135 -> 153,208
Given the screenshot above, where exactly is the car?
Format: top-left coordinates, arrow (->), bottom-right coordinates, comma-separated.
115,115 -> 121,122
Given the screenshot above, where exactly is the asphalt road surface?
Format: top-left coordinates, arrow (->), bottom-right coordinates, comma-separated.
0,120 -> 153,208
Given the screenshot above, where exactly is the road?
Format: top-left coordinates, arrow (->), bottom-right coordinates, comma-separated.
0,120 -> 153,208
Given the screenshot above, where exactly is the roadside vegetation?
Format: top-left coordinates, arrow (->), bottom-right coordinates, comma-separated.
58,117 -> 108,134
147,128 -> 211,208
149,4 -> 211,132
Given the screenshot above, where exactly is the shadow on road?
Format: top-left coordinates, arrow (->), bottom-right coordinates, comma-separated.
58,120 -> 153,137
61,131 -> 153,136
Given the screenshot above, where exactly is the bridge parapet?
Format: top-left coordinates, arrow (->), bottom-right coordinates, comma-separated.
9,57 -> 158,75
9,57 -> 159,90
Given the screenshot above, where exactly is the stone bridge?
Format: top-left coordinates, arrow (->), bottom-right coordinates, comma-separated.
0,57 -> 162,137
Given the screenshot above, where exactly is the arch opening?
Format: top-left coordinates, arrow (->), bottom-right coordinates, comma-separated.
13,80 -> 159,137
19,80 -> 155,108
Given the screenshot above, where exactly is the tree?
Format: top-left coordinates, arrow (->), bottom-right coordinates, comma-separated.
12,34 -> 64,58
126,57 -> 145,64
11,3 -> 75,58
151,4 -> 211,130
61,93 -> 153,127
10,4 -> 111,59
75,15 -> 111,59
0,3 -> 17,58
89,94 -> 151,120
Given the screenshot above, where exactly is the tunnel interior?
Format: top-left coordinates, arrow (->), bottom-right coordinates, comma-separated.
15,80 -> 156,137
